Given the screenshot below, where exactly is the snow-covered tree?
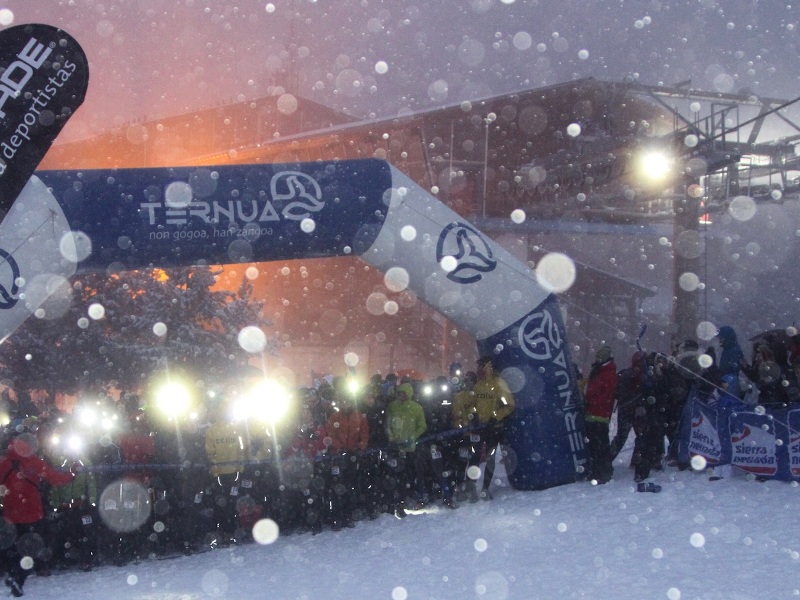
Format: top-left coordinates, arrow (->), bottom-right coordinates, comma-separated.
0,266 -> 273,405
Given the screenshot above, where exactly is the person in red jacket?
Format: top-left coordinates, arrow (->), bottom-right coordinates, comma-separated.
0,431 -> 74,597
113,409 -> 157,563
584,346 -> 618,484
118,409 -> 156,485
323,379 -> 369,530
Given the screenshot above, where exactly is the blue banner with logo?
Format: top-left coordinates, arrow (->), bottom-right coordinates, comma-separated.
37,160 -> 391,271
37,160 -> 392,272
729,412 -> 778,476
686,399 -> 725,465
679,391 -> 800,481
477,295 -> 588,490
788,410 -> 800,478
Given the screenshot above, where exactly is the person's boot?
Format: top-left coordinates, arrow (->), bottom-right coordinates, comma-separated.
454,482 -> 467,503
637,482 -> 662,493
330,497 -> 343,531
465,480 -> 479,503
4,576 -> 23,597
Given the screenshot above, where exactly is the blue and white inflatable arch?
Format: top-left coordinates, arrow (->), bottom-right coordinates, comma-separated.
0,158 -> 587,490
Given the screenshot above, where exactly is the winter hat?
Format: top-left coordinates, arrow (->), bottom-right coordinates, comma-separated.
595,346 -> 613,363
716,325 -> 738,347
631,351 -> 647,369
10,431 -> 38,458
397,383 -> 414,400
682,339 -> 699,352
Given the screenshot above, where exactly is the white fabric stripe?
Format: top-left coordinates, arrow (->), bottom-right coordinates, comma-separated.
0,176 -> 77,342
359,166 -> 549,340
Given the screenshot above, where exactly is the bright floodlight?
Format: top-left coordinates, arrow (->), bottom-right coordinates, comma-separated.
237,379 -> 291,423
346,378 -> 361,396
156,381 -> 191,417
638,151 -> 670,181
78,406 -> 98,427
67,434 -> 83,453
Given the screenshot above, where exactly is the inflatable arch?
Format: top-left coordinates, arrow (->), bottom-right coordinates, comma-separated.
0,159 -> 587,490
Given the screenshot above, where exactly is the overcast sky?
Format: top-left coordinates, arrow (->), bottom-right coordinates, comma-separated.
3,0 -> 799,141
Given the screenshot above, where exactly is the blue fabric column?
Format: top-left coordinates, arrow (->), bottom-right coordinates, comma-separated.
477,296 -> 587,489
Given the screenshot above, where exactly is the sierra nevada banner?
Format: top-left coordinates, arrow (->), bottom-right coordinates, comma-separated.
679,392 -> 800,481
788,409 -> 800,478
686,400 -> 723,465
729,412 -> 778,476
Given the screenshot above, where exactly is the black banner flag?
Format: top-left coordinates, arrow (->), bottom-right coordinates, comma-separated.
0,23 -> 89,218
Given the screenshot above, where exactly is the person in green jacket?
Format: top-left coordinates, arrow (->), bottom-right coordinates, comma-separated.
47,453 -> 98,571
386,382 -> 428,507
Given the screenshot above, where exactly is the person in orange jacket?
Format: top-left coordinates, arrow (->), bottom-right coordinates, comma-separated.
325,395 -> 370,454
0,431 -> 75,597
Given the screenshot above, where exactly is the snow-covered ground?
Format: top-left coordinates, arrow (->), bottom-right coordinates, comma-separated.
17,448 -> 800,600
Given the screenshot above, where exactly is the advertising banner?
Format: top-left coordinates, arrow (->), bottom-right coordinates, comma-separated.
787,410 -> 800,478
729,412 -> 778,476
37,160 -> 392,272
478,296 -> 587,489
686,401 -> 723,465
679,392 -> 800,481
0,24 -> 89,217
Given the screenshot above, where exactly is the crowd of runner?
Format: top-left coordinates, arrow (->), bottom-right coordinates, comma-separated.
0,355 -> 516,583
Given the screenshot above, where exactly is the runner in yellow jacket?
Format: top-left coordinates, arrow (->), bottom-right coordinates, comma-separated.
467,356 -> 516,501
204,402 -> 248,545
